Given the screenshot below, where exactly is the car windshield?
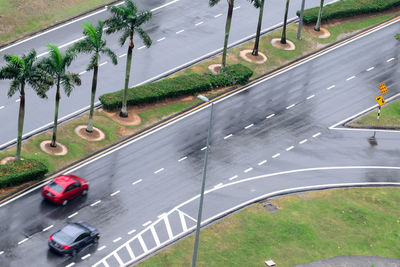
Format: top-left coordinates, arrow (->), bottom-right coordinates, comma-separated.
53,230 -> 75,245
48,181 -> 64,193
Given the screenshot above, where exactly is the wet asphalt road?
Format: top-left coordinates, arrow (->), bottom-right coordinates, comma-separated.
0,13 -> 399,267
0,0 -> 324,149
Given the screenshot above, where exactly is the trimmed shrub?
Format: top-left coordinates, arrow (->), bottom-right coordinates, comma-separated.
297,0 -> 400,24
100,64 -> 253,111
0,159 -> 48,188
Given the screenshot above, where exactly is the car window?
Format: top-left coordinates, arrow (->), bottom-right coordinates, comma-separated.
72,178 -> 82,186
48,181 -> 64,193
75,232 -> 89,242
73,182 -> 81,188
53,230 -> 75,244
65,185 -> 74,192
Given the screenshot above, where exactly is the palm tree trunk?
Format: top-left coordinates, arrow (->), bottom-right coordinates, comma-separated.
252,0 -> 265,56
87,64 -> 98,133
51,81 -> 61,147
120,34 -> 134,118
281,0 -> 290,44
16,83 -> 25,161
222,0 -> 234,69
314,0 -> 324,31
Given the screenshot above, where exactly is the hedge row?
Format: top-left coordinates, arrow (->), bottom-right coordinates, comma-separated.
100,64 -> 253,111
0,159 -> 48,188
297,0 -> 400,24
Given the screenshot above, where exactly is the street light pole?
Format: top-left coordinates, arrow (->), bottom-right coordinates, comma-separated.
191,95 -> 214,267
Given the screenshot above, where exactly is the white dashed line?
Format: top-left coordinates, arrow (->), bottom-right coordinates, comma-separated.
138,45 -> 146,50
0,106 -> 4,110
346,75 -> 355,81
229,175 -> 238,181
266,113 -> 275,119
142,221 -> 152,227
195,21 -> 204,26
245,124 -> 254,129
224,134 -> 233,140
258,160 -> 267,166
110,190 -> 120,197
366,67 -> 374,71
118,53 -> 127,58
99,61 -> 107,67
272,153 -> 280,159
387,57 -> 395,62
201,146 -> 207,151
233,6 -> 241,10
98,245 -> 106,251
15,99 -> 20,103
312,132 -> 321,138
132,179 -> 142,185
286,104 -> 295,109
128,229 -> 136,235
327,85 -> 335,90
113,237 -> 122,243
244,167 -> 253,173
306,94 -> 315,100
178,156 -> 187,162
157,37 -> 166,42
68,212 -> 78,219
79,70 -> 87,75
0,251 -> 4,255
214,183 -> 223,189
90,200 -> 101,207
65,263 -> 75,267
154,168 -> 164,174
176,29 -> 184,34
81,254 -> 91,260
214,13 -> 222,18
299,139 -> 308,144
42,225 -> 54,232
18,238 -> 28,245
286,146 -> 294,151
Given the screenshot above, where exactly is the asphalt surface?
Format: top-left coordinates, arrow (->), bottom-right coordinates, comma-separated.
0,12 -> 399,267
0,0 -> 324,149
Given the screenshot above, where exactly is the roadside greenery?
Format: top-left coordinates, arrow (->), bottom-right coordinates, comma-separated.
0,159 -> 48,188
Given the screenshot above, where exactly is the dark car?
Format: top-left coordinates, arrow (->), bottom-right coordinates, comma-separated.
48,222 -> 100,255
42,174 -> 89,206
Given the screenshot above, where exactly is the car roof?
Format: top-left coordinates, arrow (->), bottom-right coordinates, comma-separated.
60,223 -> 88,238
52,175 -> 76,187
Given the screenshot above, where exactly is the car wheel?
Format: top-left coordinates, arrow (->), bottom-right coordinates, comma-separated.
71,249 -> 77,257
62,200 -> 68,206
94,236 -> 99,243
82,189 -> 88,196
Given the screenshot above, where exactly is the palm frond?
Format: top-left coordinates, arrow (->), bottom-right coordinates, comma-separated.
87,54 -> 99,71
119,29 -> 131,46
101,47 -> 118,65
82,22 -> 99,46
61,72 -> 81,96
125,0 -> 137,14
137,10 -> 152,26
248,0 -> 262,8
69,39 -> 94,54
8,80 -> 20,97
46,43 -> 62,71
137,28 -> 152,47
209,0 -> 221,7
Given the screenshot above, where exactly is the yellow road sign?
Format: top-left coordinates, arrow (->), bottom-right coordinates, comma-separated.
378,83 -> 388,94
375,95 -> 386,106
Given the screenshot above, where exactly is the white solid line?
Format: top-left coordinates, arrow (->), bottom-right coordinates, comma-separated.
68,212 -> 78,218
98,245 -> 106,251
42,225 -> 54,232
366,67 -> 375,71
327,85 -> 335,90
178,210 -> 188,231
272,153 -> 280,159
119,54 -> 127,58
150,225 -> 161,246
110,190 -> 120,197
65,263 -> 75,267
201,146 -> 207,151
126,244 -> 135,259
233,6 -> 241,10
81,254 -> 91,260
387,57 -> 395,62
138,46 -> 146,50
154,168 -> 164,174
151,0 -> 180,12
15,99 -> 20,103
0,106 -> 4,110
224,134 -> 233,139
157,37 -> 166,42
0,251 -> 3,256
142,221 -> 152,227
312,132 -> 321,138
178,156 -> 187,162
244,168 -> 253,173
258,160 -> 267,166
176,29 -> 184,34
158,213 -> 167,218
346,75 -> 355,81
214,183 -> 223,188
266,113 -> 275,119
128,229 -> 136,235
195,21 -> 204,26
138,235 -> 148,253
99,61 -> 108,67
229,175 -> 238,181
114,253 -> 124,266
299,139 -> 308,144
18,238 -> 28,245
286,146 -> 294,151
90,200 -> 101,207
132,179 -> 142,185
286,104 -> 295,109
113,237 -> 122,243
245,124 -> 254,129
79,70 -> 87,75
307,94 -> 315,100
163,216 -> 174,240
214,13 -> 222,18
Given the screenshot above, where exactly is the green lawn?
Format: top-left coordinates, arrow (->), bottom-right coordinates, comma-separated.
139,188 -> 400,267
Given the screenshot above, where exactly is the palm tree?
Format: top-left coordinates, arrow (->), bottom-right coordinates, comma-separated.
314,0 -> 325,31
105,0 -> 152,118
248,0 -> 265,56
0,50 -> 52,160
40,43 -> 81,147
209,0 -> 235,68
281,0 -> 290,44
70,21 -> 117,132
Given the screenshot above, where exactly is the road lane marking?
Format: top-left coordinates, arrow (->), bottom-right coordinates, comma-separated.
214,183 -> 223,188
126,244 -> 135,259
114,252 -> 124,265
224,134 -> 233,139
286,146 -> 294,151
306,94 -> 315,100
176,29 -> 184,34
18,238 -> 28,245
150,225 -> 161,246
119,53 -> 127,58
0,251 -> 3,255
98,245 -> 107,251
178,210 -> 188,231
214,13 -> 222,18
366,67 -> 374,71
81,254 -> 91,260
233,6 -> 241,10
132,179 -> 142,185
15,99 -> 20,103
157,37 -> 166,42
138,235 -> 148,253
99,61 -> 108,67
164,216 -> 174,239
68,212 -> 78,218
195,21 -> 204,26
244,168 -> 253,173
113,237 -> 122,243
42,225 -> 54,232
178,156 -> 187,162
245,124 -> 254,129
201,146 -> 207,151
0,106 -> 4,110
286,104 -> 295,109
346,75 -> 355,81
387,57 -> 395,62
312,132 -> 321,138
142,221 -> 152,227
128,229 -> 136,235
138,45 -> 146,50
90,200 -> 101,207
65,263 -> 75,267
229,175 -> 238,180
154,168 -> 164,174
158,213 -> 167,218
299,139 -> 308,144
258,160 -> 267,166
327,85 -> 335,90
79,70 -> 87,75
266,113 -> 275,119
272,153 -> 280,158
110,190 -> 120,196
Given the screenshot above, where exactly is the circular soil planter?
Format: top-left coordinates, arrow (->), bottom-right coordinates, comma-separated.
101,109 -> 141,126
208,64 -> 222,74
0,156 -> 18,165
305,26 -> 331,39
40,140 -> 68,156
271,38 -> 296,51
74,125 -> 105,142
239,49 -> 267,64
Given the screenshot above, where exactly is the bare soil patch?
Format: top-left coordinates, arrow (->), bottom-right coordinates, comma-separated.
304,26 -> 331,38
208,64 -> 222,74
0,156 -> 16,165
101,109 -> 142,126
74,125 -> 105,141
271,38 -> 296,50
239,49 -> 267,64
39,141 -> 68,156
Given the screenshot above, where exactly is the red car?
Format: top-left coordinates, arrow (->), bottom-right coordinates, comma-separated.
42,175 -> 89,206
